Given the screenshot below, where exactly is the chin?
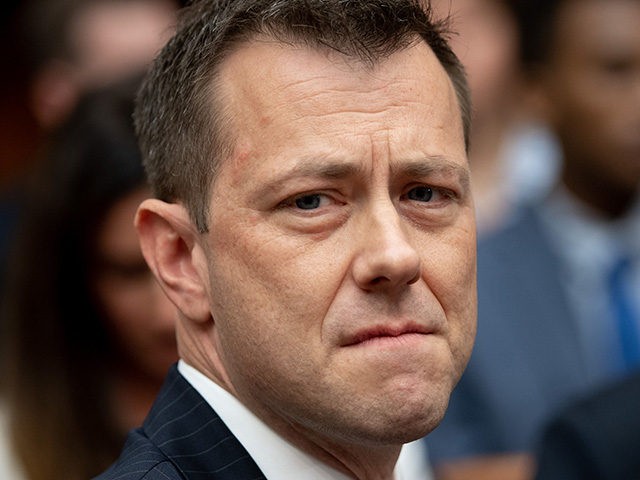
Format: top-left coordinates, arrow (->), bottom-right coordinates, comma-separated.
348,414 -> 443,447
390,383 -> 452,440
340,392 -> 450,446
394,402 -> 447,441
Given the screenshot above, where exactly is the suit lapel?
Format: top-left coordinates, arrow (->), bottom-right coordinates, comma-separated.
143,365 -> 267,480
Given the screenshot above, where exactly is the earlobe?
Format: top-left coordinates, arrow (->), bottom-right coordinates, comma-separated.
135,199 -> 212,323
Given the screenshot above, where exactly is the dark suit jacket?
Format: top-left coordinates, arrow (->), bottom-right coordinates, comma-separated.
535,371 -> 640,480
94,365 -> 267,480
427,206 -> 600,461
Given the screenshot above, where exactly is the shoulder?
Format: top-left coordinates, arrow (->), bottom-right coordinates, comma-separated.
536,372 -> 640,479
94,429 -> 184,480
97,462 -> 183,480
542,371 -> 640,450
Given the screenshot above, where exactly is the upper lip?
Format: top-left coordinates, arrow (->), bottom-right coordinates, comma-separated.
341,322 -> 434,347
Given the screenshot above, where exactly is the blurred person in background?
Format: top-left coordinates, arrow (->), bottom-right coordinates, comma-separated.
0,0 -> 179,313
427,0 -> 640,478
430,0 -> 560,236
15,0 -> 178,130
0,77 -> 178,480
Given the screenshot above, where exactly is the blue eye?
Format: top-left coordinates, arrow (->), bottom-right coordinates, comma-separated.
407,186 -> 434,202
294,194 -> 322,210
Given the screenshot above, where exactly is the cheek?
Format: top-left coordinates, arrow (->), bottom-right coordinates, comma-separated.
212,220 -> 347,318
207,225 -> 351,386
419,223 -> 477,364
211,273 -> 324,410
420,213 -> 476,293
211,252 -> 341,371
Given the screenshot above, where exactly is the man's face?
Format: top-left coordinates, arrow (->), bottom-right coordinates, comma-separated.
542,0 -> 640,198
199,40 -> 476,446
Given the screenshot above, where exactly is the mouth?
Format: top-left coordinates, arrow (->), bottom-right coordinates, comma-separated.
342,323 -> 434,347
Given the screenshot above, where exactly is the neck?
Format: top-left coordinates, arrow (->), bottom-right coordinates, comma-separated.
239,395 -> 402,480
180,322 -> 403,479
286,423 -> 401,480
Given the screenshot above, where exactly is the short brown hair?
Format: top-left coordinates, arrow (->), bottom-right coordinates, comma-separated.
135,0 -> 470,232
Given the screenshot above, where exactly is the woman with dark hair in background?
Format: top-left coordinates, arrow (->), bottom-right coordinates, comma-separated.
0,77 -> 178,480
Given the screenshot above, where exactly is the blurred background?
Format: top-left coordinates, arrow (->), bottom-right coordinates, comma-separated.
0,1 -> 638,479
0,1 -> 183,479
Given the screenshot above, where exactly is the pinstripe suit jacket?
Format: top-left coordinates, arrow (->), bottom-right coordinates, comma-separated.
94,365 -> 267,480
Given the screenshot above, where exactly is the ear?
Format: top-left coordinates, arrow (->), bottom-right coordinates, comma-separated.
135,199 -> 211,323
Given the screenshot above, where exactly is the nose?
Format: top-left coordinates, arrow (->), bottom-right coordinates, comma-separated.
351,201 -> 421,293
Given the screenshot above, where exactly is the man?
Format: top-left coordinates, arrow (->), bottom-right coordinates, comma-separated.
16,0 -> 178,129
94,0 -> 476,479
426,0 -> 640,478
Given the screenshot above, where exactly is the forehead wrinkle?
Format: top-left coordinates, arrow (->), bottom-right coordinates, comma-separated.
286,77 -> 463,137
274,54 -> 425,108
278,86 -> 399,121
277,94 -> 435,131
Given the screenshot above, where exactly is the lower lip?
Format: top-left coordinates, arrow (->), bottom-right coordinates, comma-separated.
347,332 -> 431,349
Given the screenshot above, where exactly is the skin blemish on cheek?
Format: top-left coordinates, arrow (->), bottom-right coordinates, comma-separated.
226,143 -> 255,185
258,113 -> 273,128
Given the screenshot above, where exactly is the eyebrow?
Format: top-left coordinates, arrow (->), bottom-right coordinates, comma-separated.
395,156 -> 471,193
251,159 -> 362,198
277,160 -> 363,181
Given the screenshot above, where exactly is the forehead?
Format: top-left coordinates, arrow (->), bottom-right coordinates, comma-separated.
214,38 -> 464,165
220,37 -> 453,102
